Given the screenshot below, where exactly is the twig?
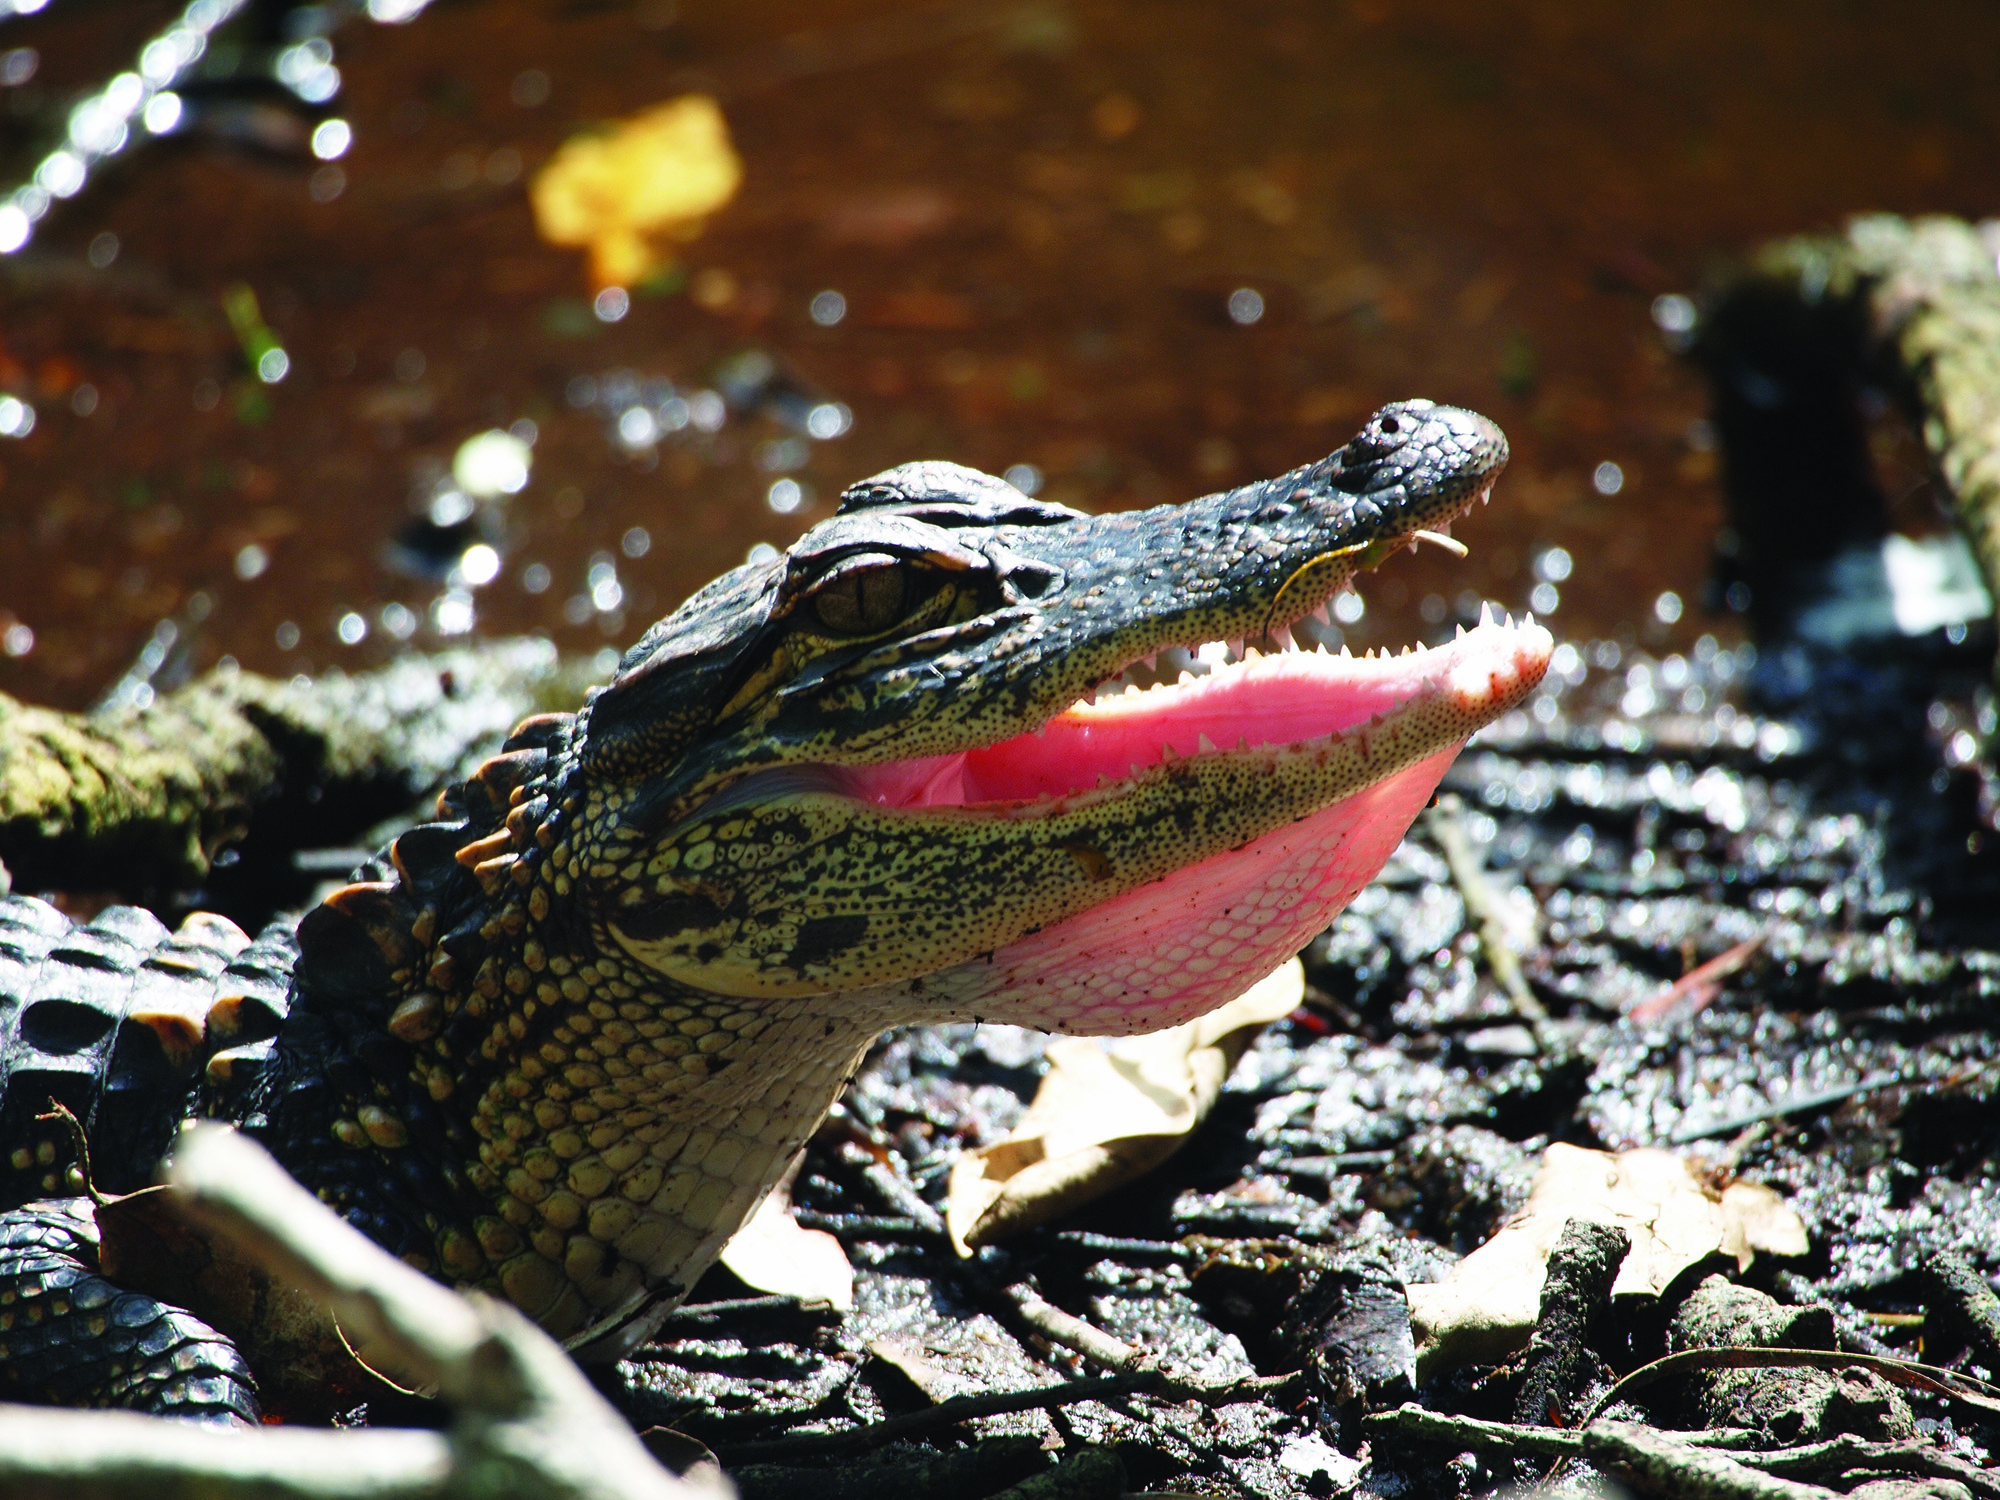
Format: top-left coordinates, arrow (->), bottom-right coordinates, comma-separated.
1366,1404 -> 2000,1496
1048,1232 -> 1198,1263
1425,794 -> 1558,1053
1582,1420 -> 1843,1500
790,1212 -> 932,1241
1363,1404 -> 1753,1459
1668,1072 -> 1916,1144
0,1125 -> 705,1500
1002,1281 -> 1151,1373
719,1366 -> 1301,1466
1579,1345 -> 2000,1427
1737,1434 -> 2000,1499
1628,936 -> 1765,1024
1363,1404 -> 1585,1460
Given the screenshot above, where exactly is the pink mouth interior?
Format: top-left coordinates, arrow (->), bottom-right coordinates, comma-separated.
851,618 -> 1554,1035
837,642 -> 1487,810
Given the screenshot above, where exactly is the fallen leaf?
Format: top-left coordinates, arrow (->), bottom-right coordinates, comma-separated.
528,95 -> 743,289
945,959 -> 1304,1254
717,1156 -> 853,1310
1404,1144 -> 1809,1380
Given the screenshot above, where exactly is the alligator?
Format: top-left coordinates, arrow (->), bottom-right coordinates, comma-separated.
0,400 -> 1550,1420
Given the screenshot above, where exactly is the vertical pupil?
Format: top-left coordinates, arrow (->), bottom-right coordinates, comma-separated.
816,565 -> 906,632
862,569 -> 903,623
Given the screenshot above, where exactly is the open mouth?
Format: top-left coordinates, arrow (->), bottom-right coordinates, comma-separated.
832,608 -> 1553,1034
832,609 -> 1550,818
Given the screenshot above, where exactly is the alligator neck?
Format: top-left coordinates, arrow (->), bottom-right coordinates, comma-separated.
257,902 -> 896,1347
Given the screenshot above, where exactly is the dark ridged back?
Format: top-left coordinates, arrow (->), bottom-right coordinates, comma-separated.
248,713 -> 568,1268
0,896 -> 295,1204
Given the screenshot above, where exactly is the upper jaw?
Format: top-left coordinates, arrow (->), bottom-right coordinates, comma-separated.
624,400 -> 1510,820
831,608 -> 1553,817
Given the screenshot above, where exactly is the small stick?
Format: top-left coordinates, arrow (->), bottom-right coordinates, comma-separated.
1668,1072 -> 1914,1144
0,1125 -> 703,1500
1366,1406 -> 2000,1498
720,1367 -> 1300,1466
1002,1281 -> 1150,1373
1582,1420 -> 1842,1500
1628,936 -> 1764,1024
1364,1404 -> 1750,1456
1424,794 -> 1557,1052
1739,1435 -> 2000,1499
1579,1345 -> 2000,1427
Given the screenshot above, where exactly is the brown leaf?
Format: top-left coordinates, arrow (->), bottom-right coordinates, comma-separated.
945,960 -> 1304,1254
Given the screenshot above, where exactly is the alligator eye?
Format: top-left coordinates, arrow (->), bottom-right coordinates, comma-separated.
813,559 -> 908,635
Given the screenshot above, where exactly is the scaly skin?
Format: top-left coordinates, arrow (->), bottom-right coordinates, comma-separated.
0,400 -> 1551,1406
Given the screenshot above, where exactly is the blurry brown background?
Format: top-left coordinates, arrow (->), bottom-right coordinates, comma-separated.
1,0 -> 1996,707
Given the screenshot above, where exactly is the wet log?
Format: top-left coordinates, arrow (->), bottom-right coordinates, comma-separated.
1701,214 -> 2000,680
0,640 -> 583,896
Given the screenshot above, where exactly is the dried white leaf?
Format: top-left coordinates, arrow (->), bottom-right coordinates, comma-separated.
945,959 -> 1305,1254
1405,1143 -> 1809,1380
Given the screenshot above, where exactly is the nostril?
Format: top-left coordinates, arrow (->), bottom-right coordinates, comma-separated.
1379,416 -> 1400,434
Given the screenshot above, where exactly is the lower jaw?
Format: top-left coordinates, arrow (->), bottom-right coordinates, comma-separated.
887,745 -> 1458,1036
827,615 -> 1550,1032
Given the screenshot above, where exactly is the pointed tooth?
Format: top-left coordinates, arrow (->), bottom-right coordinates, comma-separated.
1311,602 -> 1332,627
1161,743 -> 1179,763
1142,651 -> 1159,672
1478,600 -> 1495,627
1456,623 -> 1467,639
1131,762 -> 1148,777
1177,669 -> 1196,685
1235,734 -> 1249,750
1273,624 -> 1298,653
1340,644 -> 1353,658
1523,611 -> 1536,628
1197,732 -> 1218,754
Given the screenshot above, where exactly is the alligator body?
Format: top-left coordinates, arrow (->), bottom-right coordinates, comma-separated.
0,401 -> 1549,1418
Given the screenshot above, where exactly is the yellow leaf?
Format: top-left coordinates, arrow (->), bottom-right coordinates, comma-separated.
945,959 -> 1304,1255
528,95 -> 743,288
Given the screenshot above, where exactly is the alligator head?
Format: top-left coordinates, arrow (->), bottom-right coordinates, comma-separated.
269,399 -> 1551,1356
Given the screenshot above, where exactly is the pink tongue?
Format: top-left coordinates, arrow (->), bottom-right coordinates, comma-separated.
846,649 -> 1448,810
